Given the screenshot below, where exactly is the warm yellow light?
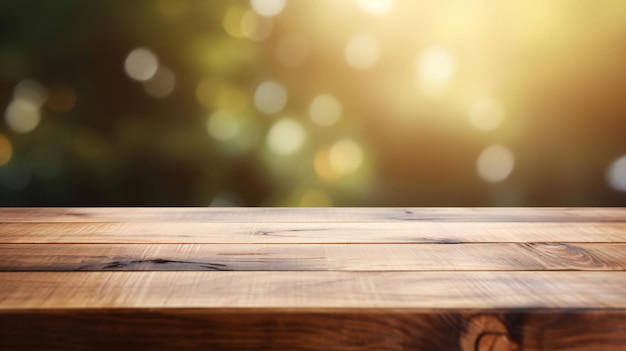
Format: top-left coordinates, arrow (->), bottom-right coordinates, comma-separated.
468,96 -> 505,132
314,148 -> 338,182
250,0 -> 286,17
329,139 -> 364,175
253,80 -> 288,114
476,145 -> 515,183
345,35 -> 380,70
354,0 -> 394,15
416,47 -> 456,96
266,118 -> 306,155
309,94 -> 342,127
241,10 -> 273,41
223,5 -> 247,38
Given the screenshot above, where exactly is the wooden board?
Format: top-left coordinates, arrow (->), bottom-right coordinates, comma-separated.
1,243 -> 624,271
2,221 -> 626,243
0,207 -> 625,350
1,309 -> 624,351
0,207 -> 625,223
1,271 -> 625,309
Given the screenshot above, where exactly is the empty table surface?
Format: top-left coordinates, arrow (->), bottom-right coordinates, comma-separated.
0,207 -> 625,350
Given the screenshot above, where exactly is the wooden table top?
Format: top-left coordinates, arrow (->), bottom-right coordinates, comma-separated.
0,207 -> 624,350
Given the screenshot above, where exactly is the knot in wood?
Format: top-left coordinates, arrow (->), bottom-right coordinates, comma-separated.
476,333 -> 518,351
460,315 -> 519,351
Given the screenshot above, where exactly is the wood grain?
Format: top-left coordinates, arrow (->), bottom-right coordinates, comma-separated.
1,243 -> 624,271
1,207 -> 625,350
0,207 -> 624,223
1,309 -> 624,351
1,271 -> 624,309
2,221 -> 626,243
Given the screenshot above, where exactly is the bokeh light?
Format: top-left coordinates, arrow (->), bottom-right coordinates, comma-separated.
309,94 -> 342,127
266,118 -> 306,155
207,110 -> 240,141
329,139 -> 364,176
241,10 -> 273,41
345,35 -> 380,70
607,156 -> 626,192
468,96 -> 505,132
253,80 -> 288,114
143,65 -> 176,98
416,47 -> 456,96
5,100 -> 41,134
250,0 -> 286,17
124,48 -> 159,81
477,145 -> 515,183
14,79 -> 47,107
354,0 -> 394,16
1,1 -> 626,206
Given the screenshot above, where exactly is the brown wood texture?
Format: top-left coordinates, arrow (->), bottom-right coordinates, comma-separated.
1,271 -> 624,309
0,207 -> 625,350
0,310 -> 624,351
0,207 -> 625,222
2,221 -> 626,243
0,243 -> 624,271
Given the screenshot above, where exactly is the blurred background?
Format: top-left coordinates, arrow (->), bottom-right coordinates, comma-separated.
1,0 -> 626,206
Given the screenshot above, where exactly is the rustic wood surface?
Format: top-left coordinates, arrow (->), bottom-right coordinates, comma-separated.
1,243 -> 624,271
0,207 -> 625,350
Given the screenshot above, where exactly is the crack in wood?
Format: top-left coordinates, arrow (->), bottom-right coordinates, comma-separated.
102,259 -> 229,270
252,228 -> 326,237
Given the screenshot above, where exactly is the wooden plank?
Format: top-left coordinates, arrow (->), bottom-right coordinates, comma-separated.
2,221 -> 626,243
1,243 -> 624,272
0,309 -> 624,351
1,271 -> 624,309
0,207 -> 625,223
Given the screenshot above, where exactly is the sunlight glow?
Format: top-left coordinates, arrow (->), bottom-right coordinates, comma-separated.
354,0 -> 394,15
345,35 -> 380,70
416,47 -> 456,96
477,145 -> 514,183
309,94 -> 342,127
250,0 -> 286,17
254,80 -> 288,114
329,139 -> 364,175
267,118 -> 306,155
468,96 -> 505,132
